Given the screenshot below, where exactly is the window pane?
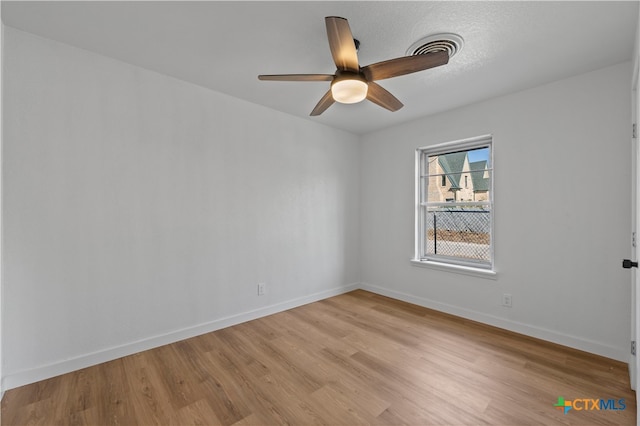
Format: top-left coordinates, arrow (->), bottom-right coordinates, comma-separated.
426,149 -> 491,204
425,207 -> 491,263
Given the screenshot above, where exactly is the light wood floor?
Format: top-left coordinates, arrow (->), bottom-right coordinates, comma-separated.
1,290 -> 636,425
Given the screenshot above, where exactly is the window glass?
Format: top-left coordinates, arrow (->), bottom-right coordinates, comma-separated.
417,138 -> 493,269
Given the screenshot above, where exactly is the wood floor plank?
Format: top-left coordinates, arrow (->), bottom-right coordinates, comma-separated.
2,290 -> 636,425
120,353 -> 175,425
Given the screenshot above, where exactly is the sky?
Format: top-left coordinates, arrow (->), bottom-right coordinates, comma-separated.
467,147 -> 489,164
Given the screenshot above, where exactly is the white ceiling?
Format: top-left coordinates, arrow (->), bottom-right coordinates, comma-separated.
2,1 -> 638,134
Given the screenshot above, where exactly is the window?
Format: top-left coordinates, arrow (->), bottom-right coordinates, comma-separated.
415,135 -> 493,270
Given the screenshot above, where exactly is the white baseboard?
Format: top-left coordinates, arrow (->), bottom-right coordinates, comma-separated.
2,283 -> 359,391
360,282 -> 627,362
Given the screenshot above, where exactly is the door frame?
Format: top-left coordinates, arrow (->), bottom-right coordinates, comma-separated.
631,57 -> 638,392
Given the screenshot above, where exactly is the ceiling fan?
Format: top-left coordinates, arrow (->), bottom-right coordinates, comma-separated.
258,16 -> 449,116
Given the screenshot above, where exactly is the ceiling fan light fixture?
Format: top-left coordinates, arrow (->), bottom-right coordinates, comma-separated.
331,74 -> 368,104
259,17 -> 451,115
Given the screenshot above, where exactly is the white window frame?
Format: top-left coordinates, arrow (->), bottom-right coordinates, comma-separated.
412,135 -> 496,278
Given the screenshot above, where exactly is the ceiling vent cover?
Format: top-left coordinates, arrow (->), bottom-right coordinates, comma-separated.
406,33 -> 464,59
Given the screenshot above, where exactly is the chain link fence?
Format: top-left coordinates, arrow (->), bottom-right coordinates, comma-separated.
425,209 -> 490,262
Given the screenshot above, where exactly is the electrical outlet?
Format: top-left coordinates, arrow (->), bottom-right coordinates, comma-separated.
502,293 -> 512,308
257,282 -> 266,296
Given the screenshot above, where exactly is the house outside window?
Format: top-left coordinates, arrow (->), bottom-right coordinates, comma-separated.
415,135 -> 493,270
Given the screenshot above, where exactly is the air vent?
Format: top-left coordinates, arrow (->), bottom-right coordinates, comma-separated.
406,33 -> 464,59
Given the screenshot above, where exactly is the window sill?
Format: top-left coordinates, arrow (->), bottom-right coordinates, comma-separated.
410,259 -> 498,280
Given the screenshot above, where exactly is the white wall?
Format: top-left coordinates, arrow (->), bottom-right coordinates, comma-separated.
2,27 -> 360,389
360,61 -> 633,361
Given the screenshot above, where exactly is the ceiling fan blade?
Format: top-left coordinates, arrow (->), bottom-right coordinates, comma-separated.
325,16 -> 359,72
310,90 -> 335,116
362,51 -> 449,81
366,82 -> 403,112
258,74 -> 334,82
